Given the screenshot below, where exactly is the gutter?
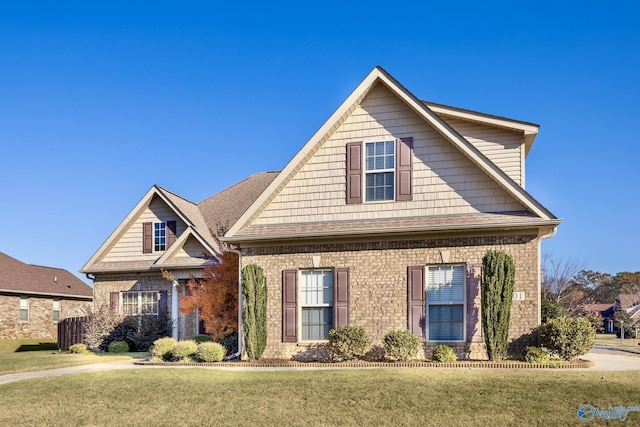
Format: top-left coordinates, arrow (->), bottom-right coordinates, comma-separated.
0,289 -> 93,300
224,246 -> 244,361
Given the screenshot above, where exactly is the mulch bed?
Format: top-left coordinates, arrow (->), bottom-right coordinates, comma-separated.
135,358 -> 595,369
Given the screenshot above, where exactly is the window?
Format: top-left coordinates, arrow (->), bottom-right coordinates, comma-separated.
122,291 -> 158,316
365,141 -> 395,201
154,222 -> 166,251
19,297 -> 29,321
427,265 -> 465,341
300,269 -> 334,341
52,299 -> 61,321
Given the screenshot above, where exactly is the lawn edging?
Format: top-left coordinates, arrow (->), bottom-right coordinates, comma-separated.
134,359 -> 595,369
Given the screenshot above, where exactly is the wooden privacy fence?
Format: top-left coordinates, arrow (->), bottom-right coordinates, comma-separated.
57,316 -> 87,350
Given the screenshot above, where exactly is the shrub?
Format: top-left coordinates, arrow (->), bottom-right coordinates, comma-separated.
171,340 -> 198,361
192,335 -> 213,344
150,337 -> 177,361
541,300 -> 568,323
481,250 -> 515,361
328,325 -> 371,361
108,340 -> 129,353
220,332 -> 239,356
524,346 -> 550,364
541,316 -> 594,361
383,329 -> 421,361
196,342 -> 225,362
242,264 -> 267,360
68,343 -> 88,354
431,345 -> 457,363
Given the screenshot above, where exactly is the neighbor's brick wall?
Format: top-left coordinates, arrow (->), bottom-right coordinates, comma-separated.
242,233 -> 541,360
0,294 -> 91,339
92,273 -> 197,339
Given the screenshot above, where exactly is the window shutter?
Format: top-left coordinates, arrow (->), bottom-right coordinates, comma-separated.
282,270 -> 298,343
110,292 -> 120,313
346,142 -> 363,204
467,264 -> 483,343
167,221 -> 177,248
407,266 -> 425,339
396,137 -> 413,201
334,268 -> 350,328
143,222 -> 153,254
158,290 -> 168,321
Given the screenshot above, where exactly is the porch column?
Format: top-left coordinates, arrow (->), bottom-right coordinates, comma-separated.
172,280 -> 179,340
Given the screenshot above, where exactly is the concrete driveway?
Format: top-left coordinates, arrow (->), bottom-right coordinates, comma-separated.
1,349 -> 639,385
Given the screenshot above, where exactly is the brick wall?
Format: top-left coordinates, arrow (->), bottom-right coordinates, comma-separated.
242,233 -> 541,360
0,294 -> 91,339
92,273 -> 198,340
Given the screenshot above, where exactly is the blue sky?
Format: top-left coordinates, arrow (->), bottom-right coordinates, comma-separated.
1,2 -> 638,283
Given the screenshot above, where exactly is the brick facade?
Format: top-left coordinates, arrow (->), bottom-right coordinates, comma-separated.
0,294 -> 91,339
92,273 -> 198,340
242,232 -> 541,360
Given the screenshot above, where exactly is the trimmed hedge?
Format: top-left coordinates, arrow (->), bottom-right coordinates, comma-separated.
171,340 -> 198,361
541,316 -> 594,361
108,340 -> 129,353
329,325 -> 371,361
431,345 -> 457,363
150,337 -> 177,361
383,329 -> 421,361
196,342 -> 225,362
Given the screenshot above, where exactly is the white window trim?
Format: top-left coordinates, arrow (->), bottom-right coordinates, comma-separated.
425,264 -> 467,343
363,140 -> 396,203
121,291 -> 159,316
19,297 -> 29,322
299,269 -> 334,342
154,222 -> 167,252
52,299 -> 61,322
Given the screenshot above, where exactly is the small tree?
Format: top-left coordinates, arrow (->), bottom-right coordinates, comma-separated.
179,251 -> 239,341
481,249 -> 515,361
242,264 -> 267,360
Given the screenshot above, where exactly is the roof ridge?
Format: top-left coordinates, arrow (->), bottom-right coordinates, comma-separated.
422,100 -> 539,127
154,185 -> 196,205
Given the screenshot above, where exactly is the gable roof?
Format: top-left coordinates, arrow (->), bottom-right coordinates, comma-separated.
0,251 -> 93,299
224,66 -> 559,242
81,185 -> 220,274
616,294 -> 640,311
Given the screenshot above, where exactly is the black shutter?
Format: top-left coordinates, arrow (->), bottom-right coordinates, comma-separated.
396,137 -> 413,201
282,270 -> 298,342
346,142 -> 363,204
407,266 -> 425,339
334,268 -> 350,328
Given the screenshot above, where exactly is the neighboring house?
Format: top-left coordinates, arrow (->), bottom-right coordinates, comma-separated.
0,251 -> 93,339
80,173 -> 278,340
84,66 -> 560,359
221,67 -> 560,359
584,294 -> 640,334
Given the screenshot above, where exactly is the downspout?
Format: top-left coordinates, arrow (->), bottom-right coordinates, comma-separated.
225,246 -> 243,360
537,226 -> 558,345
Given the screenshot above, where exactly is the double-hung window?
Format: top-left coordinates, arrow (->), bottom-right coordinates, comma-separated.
52,299 -> 61,321
154,222 -> 166,252
122,291 -> 158,316
427,265 -> 465,341
19,297 -> 29,321
300,269 -> 334,341
365,141 -> 395,201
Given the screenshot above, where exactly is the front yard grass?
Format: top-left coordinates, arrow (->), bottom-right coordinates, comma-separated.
595,333 -> 640,354
0,339 -> 142,375
1,368 -> 640,426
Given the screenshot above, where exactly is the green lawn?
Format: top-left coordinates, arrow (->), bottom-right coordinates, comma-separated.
595,333 -> 640,354
0,339 -> 141,375
1,368 -> 639,426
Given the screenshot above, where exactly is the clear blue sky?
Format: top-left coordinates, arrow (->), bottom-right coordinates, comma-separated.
1,2 -> 638,283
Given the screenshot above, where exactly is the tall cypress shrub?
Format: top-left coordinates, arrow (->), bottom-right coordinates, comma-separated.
481,249 -> 515,361
242,264 -> 267,360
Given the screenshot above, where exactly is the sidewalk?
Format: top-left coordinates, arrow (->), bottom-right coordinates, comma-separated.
1,350 -> 640,385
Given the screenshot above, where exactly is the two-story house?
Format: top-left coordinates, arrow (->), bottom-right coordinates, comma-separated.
84,67 -> 559,359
